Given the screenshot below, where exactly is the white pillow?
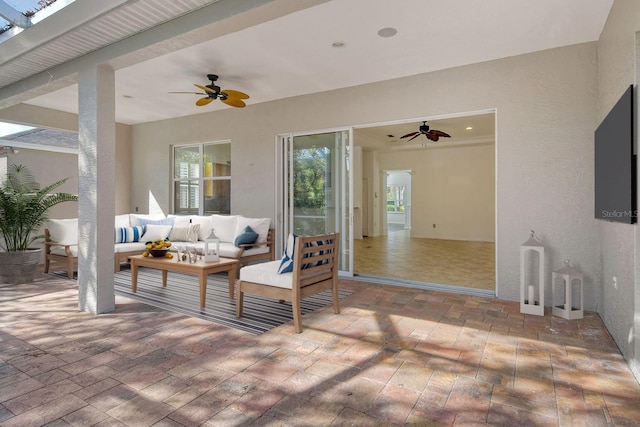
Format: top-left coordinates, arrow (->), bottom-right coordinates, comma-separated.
211,215 -> 239,243
140,224 -> 172,242
47,219 -> 78,245
234,216 -> 271,244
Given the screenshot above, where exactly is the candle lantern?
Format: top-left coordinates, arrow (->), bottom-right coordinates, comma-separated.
552,260 -> 583,320
204,229 -> 220,262
520,230 -> 545,316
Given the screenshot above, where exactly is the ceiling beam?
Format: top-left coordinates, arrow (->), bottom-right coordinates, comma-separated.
0,0 -> 31,28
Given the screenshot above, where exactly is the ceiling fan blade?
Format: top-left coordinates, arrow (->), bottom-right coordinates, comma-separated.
407,134 -> 421,142
169,91 -> 206,95
196,97 -> 213,106
222,89 -> 250,99
400,131 -> 419,139
221,97 -> 246,108
194,84 -> 217,94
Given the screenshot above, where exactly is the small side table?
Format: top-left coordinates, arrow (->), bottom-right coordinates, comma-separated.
552,260 -> 583,320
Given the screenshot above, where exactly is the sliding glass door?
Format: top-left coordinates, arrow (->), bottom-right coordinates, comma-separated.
277,129 -> 353,275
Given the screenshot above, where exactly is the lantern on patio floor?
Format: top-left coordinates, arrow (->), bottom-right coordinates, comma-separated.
520,230 -> 545,316
204,229 -> 220,262
552,259 -> 583,320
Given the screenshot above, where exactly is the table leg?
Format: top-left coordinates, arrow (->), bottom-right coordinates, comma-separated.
131,262 -> 138,293
199,272 -> 206,309
228,266 -> 236,299
162,270 -> 168,287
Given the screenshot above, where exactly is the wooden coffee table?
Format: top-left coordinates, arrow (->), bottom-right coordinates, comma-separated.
129,255 -> 239,308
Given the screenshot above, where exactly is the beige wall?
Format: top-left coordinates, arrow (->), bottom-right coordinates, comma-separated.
376,142 -> 495,242
596,0 -> 640,380
132,42 -> 600,311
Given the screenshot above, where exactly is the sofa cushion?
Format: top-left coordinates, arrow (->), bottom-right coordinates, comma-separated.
115,226 -> 144,243
234,226 -> 259,248
234,216 -> 270,244
242,261 -> 292,289
211,214 -> 238,243
169,223 -> 200,242
187,215 -> 214,241
115,214 -> 131,228
48,219 -> 78,245
169,215 -> 192,227
277,233 -> 297,274
140,224 -> 172,242
137,216 -> 175,228
114,242 -> 147,253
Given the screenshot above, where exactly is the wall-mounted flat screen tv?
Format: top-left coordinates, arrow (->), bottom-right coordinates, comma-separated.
595,85 -> 636,224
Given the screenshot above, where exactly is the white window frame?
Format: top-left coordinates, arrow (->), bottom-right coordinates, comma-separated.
171,140 -> 231,215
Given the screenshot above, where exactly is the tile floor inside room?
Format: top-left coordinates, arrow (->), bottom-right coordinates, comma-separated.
354,227 -> 496,291
1,272 -> 640,426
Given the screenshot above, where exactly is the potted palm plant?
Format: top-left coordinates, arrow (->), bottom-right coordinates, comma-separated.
0,164 -> 78,284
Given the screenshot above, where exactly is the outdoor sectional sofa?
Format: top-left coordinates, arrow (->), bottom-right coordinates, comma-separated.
44,213 -> 274,279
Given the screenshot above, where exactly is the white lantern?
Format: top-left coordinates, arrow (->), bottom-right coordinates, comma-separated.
520,230 -> 545,316
204,229 -> 220,262
552,260 -> 583,320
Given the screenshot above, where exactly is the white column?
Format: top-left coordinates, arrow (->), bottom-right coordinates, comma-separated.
77,63 -> 116,314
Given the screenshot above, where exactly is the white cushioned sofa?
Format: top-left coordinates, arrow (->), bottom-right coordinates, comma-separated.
44,213 -> 274,278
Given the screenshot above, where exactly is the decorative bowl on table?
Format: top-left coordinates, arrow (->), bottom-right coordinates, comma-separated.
149,248 -> 170,258
143,239 -> 173,259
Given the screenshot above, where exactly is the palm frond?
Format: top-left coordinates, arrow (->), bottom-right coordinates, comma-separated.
0,164 -> 78,251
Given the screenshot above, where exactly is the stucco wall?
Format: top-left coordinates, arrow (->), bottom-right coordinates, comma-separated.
596,0 -> 640,380
132,42 -> 600,309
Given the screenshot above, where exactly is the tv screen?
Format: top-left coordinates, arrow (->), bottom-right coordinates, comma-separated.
595,85 -> 636,224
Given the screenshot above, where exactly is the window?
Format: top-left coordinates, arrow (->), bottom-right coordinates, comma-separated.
172,141 -> 231,215
386,184 -> 405,212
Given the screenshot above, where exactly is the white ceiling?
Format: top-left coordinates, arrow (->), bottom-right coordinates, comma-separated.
15,0 -> 613,127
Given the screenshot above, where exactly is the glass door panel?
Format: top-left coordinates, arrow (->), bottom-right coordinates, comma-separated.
280,130 -> 353,274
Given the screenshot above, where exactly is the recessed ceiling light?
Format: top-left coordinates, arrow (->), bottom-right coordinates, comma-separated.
332,41 -> 345,48
377,27 -> 397,38
466,126 -> 473,130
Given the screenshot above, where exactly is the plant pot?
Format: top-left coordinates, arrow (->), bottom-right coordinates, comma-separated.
0,248 -> 42,284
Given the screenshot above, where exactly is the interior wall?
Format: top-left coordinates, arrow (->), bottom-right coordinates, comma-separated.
132,42 -> 600,311
596,0 -> 640,380
377,143 -> 495,242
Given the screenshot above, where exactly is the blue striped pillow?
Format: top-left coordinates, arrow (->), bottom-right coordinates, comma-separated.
301,238 -> 331,269
115,226 -> 144,243
277,233 -> 297,274
137,217 -> 175,227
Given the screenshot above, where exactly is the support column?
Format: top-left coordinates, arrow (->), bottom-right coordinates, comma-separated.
77,63 -> 116,314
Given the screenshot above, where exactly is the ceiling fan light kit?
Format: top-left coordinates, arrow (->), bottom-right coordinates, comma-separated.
170,74 -> 250,108
400,121 -> 451,143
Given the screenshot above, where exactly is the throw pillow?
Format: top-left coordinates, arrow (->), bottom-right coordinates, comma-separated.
277,233 -> 297,274
301,237 -> 331,269
136,216 -> 175,228
115,226 -> 144,243
169,223 -> 200,242
234,226 -> 259,248
141,224 -> 172,242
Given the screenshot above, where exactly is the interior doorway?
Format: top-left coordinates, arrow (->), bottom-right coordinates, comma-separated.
385,170 -> 412,232
352,111 -> 496,293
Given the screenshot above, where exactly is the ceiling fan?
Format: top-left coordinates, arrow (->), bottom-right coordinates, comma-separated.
170,74 -> 249,108
400,121 -> 451,142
